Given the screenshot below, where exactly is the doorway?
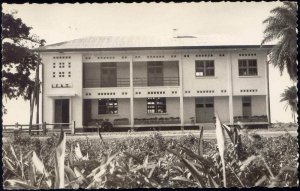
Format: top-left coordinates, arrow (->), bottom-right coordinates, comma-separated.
101,63 -> 117,87
54,99 -> 70,128
242,96 -> 252,117
147,62 -> 163,86
195,97 -> 214,123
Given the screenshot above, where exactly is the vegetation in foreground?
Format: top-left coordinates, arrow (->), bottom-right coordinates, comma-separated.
3,117 -> 298,189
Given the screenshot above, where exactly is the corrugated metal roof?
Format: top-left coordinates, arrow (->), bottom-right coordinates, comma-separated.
35,36 -> 273,52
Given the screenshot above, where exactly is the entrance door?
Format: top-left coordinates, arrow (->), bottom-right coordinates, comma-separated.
101,63 -> 117,87
83,99 -> 92,126
196,97 -> 214,123
242,96 -> 252,117
54,99 -> 70,128
147,62 -> 163,86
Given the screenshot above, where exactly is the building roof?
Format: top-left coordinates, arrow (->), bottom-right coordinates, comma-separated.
35,36 -> 273,52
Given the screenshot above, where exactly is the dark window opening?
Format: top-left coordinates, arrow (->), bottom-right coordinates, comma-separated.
98,98 -> 118,114
147,97 -> 166,113
239,59 -> 258,76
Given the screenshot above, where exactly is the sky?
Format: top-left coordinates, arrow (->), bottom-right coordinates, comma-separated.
2,2 -> 296,124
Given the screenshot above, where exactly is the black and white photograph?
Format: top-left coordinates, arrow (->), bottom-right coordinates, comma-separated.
2,2 -> 298,189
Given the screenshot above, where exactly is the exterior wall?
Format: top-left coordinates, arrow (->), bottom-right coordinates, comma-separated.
182,53 -> 229,97
252,95 -> 267,116
41,48 -> 269,127
133,62 -> 147,79
41,52 -> 83,127
117,62 -> 130,79
90,98 -> 131,123
233,96 -> 243,117
84,63 -> 100,85
233,95 -> 267,117
133,97 -> 180,119
214,96 -> 230,122
231,51 -> 268,95
183,97 -> 195,123
163,61 -> 179,78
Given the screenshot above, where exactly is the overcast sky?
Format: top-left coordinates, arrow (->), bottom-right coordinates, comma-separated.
2,2 -> 296,124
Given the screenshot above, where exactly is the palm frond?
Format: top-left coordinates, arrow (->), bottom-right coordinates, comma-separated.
261,2 -> 297,81
280,86 -> 297,116
283,2 -> 298,15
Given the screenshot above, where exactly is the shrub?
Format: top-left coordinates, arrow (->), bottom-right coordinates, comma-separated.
2,128 -> 298,188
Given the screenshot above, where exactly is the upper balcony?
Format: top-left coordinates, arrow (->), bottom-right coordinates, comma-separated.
83,61 -> 180,88
133,61 -> 179,87
83,62 -> 130,88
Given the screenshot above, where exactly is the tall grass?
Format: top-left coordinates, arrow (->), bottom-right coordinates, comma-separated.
2,117 -> 298,189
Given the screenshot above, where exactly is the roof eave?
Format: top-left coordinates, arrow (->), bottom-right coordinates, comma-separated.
33,45 -> 274,53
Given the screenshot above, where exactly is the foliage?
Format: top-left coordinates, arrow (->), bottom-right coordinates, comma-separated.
3,126 -> 298,189
261,2 -> 297,82
280,86 -> 297,122
2,12 -> 44,105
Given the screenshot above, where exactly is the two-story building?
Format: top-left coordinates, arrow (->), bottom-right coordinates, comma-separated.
35,36 -> 272,130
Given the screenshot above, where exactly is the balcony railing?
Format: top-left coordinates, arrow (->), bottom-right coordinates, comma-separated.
133,77 -> 179,87
84,77 -> 179,88
84,78 -> 130,88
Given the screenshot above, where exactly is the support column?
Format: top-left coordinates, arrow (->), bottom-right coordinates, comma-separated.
41,54 -> 44,123
129,55 -> 134,130
265,53 -> 271,125
179,54 -> 184,129
227,51 -> 234,125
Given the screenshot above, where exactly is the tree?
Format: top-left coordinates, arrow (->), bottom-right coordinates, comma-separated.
280,86 -> 297,123
261,2 -> 297,82
2,12 -> 44,114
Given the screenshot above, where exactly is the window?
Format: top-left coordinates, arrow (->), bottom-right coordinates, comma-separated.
195,60 -> 214,77
242,96 -> 252,116
98,99 -> 118,114
147,98 -> 166,113
239,59 -> 258,76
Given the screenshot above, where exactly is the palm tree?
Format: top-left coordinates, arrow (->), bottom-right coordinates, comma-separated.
261,2 -> 297,82
280,86 -> 297,123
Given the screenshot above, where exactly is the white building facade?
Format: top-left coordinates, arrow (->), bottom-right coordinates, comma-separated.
36,36 -> 272,129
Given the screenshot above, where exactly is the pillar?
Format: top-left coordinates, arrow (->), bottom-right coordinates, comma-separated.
227,51 -> 234,124
129,55 -> 134,129
179,54 -> 184,129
